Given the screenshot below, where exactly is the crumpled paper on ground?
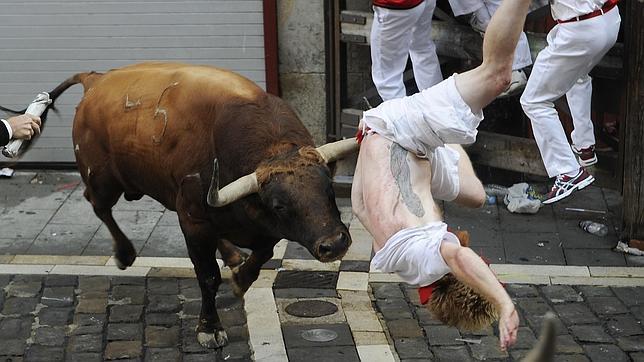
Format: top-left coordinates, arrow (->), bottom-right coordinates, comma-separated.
503,183 -> 542,214
615,241 -> 644,256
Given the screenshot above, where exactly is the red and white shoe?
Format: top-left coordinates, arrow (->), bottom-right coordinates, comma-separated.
542,168 -> 595,205
572,145 -> 598,167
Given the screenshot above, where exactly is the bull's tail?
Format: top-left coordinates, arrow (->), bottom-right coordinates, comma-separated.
0,71 -> 103,157
521,312 -> 557,362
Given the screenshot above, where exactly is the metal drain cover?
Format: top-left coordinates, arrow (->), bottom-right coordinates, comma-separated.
285,300 -> 338,318
301,328 -> 338,342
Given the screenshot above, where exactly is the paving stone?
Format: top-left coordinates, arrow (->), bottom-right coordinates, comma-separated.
569,325 -> 614,343
5,279 -> 42,298
220,307 -> 246,327
111,285 -> 145,304
512,327 -> 538,349
42,287 -> 74,307
553,354 -> 591,362
148,295 -> 181,313
37,307 -> 72,327
226,324 -> 250,343
147,278 -> 179,295
469,335 -> 509,360
111,276 -> 146,286
0,316 -> 35,340
612,287 -> 644,307
582,344 -> 629,362
576,286 -> 614,297
518,299 -> 566,332
281,323 -> 355,348
339,260 -> 370,272
2,297 -> 38,315
144,348 -> 181,362
76,298 -> 108,314
542,285 -> 584,303
220,341 -> 252,360
283,242 -> 316,260
586,297 -> 629,315
372,283 -> 404,300
67,352 -> 102,362
616,335 -> 644,352
24,345 -> 63,361
416,306 -> 443,326
632,305 -> 644,323
145,326 -> 179,348
109,305 -> 144,323
78,276 -> 109,292
69,334 -> 103,353
0,339 -> 25,356
423,325 -> 462,346
107,323 -> 142,341
181,300 -> 201,316
553,303 -> 599,325
431,345 -> 472,361
631,352 -> 644,362
376,298 -> 413,320
556,334 -> 584,354
104,341 -> 142,360
393,338 -> 432,359
261,258 -> 282,270
146,313 -> 180,326
387,319 -> 423,339
33,326 -> 66,346
71,324 -> 104,335
605,315 -> 643,336
181,332 -> 210,354
504,232 -> 565,264
564,249 -> 626,266
507,284 -> 540,298
287,346 -> 360,362
73,313 -> 106,326
182,353 -> 221,362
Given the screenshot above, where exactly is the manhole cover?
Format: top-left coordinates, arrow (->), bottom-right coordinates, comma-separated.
273,271 -> 338,289
301,328 -> 338,342
285,300 -> 338,318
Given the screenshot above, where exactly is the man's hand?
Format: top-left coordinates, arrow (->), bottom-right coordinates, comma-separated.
8,114 -> 41,140
498,303 -> 519,351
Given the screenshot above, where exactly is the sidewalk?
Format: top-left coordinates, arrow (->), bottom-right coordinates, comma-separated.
0,171 -> 642,361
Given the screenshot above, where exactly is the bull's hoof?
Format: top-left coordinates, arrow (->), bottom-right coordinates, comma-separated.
231,264 -> 250,298
197,330 -> 228,349
114,252 -> 136,270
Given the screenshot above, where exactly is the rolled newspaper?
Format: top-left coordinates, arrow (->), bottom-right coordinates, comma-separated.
2,92 -> 52,158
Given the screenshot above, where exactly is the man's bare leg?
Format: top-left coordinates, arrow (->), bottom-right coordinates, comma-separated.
455,0 -> 533,112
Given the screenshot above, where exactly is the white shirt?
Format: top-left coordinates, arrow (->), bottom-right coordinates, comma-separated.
550,0 -> 607,21
1,119 -> 13,140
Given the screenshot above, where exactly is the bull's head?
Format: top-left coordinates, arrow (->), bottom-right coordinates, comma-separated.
207,138 -> 358,262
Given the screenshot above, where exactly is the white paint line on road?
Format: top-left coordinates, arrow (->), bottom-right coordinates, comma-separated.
0,264 -> 54,275
357,345 -> 396,362
244,273 -> 287,362
50,265 -> 151,277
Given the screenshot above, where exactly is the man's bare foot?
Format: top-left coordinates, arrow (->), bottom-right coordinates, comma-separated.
498,303 -> 519,351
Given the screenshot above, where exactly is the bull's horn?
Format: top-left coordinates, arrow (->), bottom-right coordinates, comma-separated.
315,137 -> 359,164
207,158 -> 259,207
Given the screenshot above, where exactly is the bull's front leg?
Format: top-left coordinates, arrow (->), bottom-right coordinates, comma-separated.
231,245 -> 275,297
176,175 -> 228,349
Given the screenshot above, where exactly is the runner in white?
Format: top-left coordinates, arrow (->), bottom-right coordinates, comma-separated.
370,0 -> 443,101
520,0 -> 620,204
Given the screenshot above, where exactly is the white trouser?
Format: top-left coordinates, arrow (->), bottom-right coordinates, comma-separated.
370,0 -> 443,101
447,0 -> 532,70
520,7 -> 620,177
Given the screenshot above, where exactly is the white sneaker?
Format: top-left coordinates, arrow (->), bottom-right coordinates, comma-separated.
498,69 -> 527,98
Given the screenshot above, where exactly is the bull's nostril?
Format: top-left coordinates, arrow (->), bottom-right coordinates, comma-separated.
318,242 -> 334,256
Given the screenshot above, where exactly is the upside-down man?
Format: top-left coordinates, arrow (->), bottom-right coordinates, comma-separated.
352,0 -> 534,350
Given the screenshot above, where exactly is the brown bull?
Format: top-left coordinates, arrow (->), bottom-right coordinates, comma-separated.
42,62 -> 356,348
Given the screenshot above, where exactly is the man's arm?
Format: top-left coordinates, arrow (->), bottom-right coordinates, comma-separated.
440,242 -> 519,350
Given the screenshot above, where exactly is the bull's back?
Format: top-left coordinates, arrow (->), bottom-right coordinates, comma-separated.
72,62 -> 265,208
